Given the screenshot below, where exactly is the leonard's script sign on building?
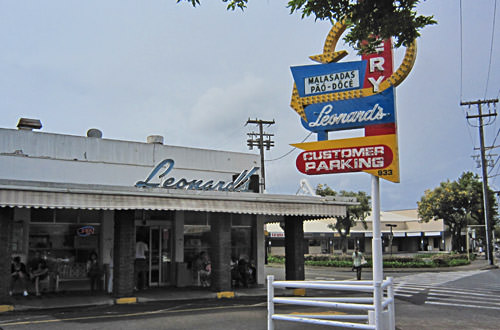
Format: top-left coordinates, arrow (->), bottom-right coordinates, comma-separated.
289,22 -> 416,183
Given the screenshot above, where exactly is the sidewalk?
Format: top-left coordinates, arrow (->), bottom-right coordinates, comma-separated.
2,258 -> 496,313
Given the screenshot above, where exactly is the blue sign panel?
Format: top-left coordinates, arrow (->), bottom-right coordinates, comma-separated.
291,61 -> 367,98
301,86 -> 395,133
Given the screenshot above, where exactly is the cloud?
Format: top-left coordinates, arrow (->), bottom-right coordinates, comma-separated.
182,74 -> 278,149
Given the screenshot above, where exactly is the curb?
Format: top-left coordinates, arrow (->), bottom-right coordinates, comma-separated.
115,297 -> 137,304
0,305 -> 14,313
216,291 -> 235,299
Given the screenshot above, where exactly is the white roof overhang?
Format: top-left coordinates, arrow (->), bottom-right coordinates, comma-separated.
0,180 -> 353,217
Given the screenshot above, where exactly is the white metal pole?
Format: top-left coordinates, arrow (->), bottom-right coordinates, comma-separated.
267,275 -> 275,330
388,277 -> 395,330
371,175 -> 383,329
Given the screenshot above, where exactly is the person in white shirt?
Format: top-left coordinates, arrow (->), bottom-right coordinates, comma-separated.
135,238 -> 149,290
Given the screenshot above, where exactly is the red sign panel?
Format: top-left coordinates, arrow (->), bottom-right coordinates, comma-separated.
296,144 -> 393,175
362,39 -> 394,91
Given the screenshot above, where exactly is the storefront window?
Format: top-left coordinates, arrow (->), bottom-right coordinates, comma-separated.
184,212 -> 211,268
29,223 -> 100,263
231,227 -> 252,261
28,209 -> 102,280
11,221 -> 24,253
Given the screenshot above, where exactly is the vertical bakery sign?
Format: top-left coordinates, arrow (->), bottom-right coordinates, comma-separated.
290,21 -> 417,183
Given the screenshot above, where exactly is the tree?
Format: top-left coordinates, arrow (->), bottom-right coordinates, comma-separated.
316,184 -> 371,253
417,172 -> 498,252
180,0 -> 436,51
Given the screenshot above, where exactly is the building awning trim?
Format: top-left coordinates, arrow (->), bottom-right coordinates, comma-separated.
0,180 -> 350,217
424,231 -> 442,236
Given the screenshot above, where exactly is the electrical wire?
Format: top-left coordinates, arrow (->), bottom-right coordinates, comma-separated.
484,0 -> 497,99
266,132 -> 312,162
459,0 -> 464,101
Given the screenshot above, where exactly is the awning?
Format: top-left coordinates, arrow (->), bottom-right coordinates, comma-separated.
0,180 -> 352,217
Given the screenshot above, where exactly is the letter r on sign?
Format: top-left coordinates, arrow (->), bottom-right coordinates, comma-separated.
370,57 -> 385,72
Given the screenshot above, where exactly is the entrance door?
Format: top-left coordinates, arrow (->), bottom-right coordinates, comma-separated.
149,226 -> 173,286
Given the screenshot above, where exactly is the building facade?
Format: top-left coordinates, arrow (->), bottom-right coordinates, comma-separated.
267,209 -> 452,255
0,121 -> 353,302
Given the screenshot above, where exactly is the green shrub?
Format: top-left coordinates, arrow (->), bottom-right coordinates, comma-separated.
267,253 -> 470,268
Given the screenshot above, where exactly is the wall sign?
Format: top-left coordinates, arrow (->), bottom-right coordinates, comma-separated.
136,159 -> 259,192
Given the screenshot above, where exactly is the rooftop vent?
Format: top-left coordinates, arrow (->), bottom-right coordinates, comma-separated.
147,135 -> 164,145
17,118 -> 42,131
87,128 -> 103,138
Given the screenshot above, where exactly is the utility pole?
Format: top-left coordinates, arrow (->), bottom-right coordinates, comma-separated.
462,98 -> 498,265
246,118 -> 275,193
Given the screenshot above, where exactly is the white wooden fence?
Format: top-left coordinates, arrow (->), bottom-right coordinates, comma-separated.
267,275 -> 395,330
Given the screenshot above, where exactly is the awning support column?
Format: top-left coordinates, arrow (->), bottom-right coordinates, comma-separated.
0,207 -> 13,304
284,215 -> 305,281
113,210 -> 135,297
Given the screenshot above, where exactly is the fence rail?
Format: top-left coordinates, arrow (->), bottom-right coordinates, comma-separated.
267,275 -> 395,330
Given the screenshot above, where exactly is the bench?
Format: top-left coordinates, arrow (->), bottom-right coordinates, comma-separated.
54,262 -> 88,291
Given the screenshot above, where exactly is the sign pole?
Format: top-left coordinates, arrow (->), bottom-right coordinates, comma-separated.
371,174 -> 383,329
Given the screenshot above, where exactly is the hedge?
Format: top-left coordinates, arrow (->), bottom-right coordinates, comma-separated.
267,253 -> 472,268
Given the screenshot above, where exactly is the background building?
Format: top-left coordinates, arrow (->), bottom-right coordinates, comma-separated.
266,209 -> 451,255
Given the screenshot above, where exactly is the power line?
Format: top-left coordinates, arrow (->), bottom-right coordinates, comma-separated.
459,0 -> 464,100
266,132 -> 312,162
484,0 -> 498,99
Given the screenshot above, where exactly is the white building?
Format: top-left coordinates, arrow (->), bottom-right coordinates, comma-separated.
0,119 -> 353,298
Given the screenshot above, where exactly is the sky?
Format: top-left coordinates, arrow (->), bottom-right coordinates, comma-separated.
1,0 -> 499,211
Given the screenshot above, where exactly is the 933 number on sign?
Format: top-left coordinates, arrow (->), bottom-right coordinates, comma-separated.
377,169 -> 393,176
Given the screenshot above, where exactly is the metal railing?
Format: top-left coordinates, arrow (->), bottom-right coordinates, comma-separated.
267,275 -> 395,330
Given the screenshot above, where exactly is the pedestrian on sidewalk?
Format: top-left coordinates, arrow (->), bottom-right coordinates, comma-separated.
352,248 -> 364,280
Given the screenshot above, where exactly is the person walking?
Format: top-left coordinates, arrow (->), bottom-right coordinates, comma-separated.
352,247 -> 363,280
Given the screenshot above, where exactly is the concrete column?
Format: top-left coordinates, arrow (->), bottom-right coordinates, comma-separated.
101,211 -> 114,293
255,215 -> 266,285
0,207 -> 14,304
284,215 -> 305,281
101,211 -> 114,266
210,212 -> 231,292
174,211 -> 185,263
113,210 -> 135,297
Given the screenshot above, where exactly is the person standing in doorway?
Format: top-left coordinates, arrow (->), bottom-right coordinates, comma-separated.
135,236 -> 149,290
352,247 -> 363,280
86,252 -> 102,293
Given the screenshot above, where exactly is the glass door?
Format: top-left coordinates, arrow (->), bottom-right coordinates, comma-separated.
160,227 -> 172,284
149,226 -> 172,286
